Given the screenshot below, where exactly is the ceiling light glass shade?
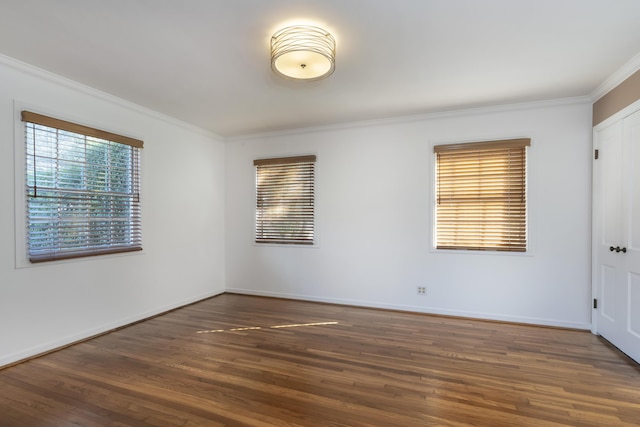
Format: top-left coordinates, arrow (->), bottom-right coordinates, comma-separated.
271,25 -> 336,81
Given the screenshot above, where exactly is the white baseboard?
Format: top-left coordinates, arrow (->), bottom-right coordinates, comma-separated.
226,288 -> 592,331
0,290 -> 224,368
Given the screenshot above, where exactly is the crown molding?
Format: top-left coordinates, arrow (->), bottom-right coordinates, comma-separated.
590,52 -> 640,102
226,96 -> 591,142
0,53 -> 222,141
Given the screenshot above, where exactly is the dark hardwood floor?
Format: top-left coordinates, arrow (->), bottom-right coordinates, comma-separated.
1,294 -> 639,426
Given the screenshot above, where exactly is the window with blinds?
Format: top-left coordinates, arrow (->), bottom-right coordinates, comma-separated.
254,155 -> 316,245
22,111 -> 143,263
434,138 -> 530,252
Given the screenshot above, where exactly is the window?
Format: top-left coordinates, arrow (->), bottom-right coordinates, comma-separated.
434,138 -> 530,252
254,155 -> 316,245
22,111 -> 143,263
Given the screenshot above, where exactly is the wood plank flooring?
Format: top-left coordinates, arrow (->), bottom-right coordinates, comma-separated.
1,294 -> 639,426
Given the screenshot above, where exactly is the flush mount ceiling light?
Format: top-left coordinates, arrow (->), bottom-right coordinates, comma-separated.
270,25 -> 336,81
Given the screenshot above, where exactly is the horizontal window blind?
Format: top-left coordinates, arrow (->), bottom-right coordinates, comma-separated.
434,138 -> 530,252
22,111 -> 143,262
254,155 -> 316,245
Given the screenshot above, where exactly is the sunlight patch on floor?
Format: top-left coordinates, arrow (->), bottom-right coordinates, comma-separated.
196,321 -> 339,334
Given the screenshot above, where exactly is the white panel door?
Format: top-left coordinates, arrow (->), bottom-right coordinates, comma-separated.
594,109 -> 640,364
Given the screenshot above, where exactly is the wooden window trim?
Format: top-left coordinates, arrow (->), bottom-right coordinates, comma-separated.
21,111 -> 143,149
434,138 -> 530,153
254,155 -> 316,166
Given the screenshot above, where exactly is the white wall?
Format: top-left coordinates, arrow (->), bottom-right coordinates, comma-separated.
0,56 -> 226,367
225,100 -> 593,329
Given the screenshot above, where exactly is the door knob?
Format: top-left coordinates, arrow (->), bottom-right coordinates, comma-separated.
609,246 -> 628,253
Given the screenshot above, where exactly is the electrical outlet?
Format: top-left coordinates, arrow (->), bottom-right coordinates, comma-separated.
417,286 -> 427,295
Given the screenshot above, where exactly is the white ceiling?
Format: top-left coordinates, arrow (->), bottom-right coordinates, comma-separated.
1,0 -> 640,137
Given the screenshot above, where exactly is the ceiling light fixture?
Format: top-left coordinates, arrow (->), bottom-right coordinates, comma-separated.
270,25 -> 336,81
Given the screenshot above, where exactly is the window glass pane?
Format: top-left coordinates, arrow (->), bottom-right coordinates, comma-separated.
255,156 -> 315,244
435,140 -> 528,252
23,114 -> 142,262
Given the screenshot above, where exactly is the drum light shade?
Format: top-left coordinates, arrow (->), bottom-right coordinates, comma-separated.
271,25 -> 336,81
